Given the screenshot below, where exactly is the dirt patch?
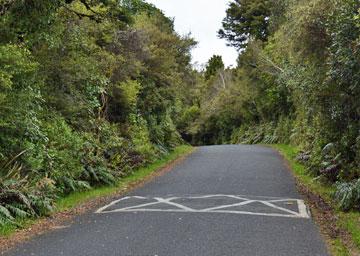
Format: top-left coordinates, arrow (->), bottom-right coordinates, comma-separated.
277,151 -> 360,256
0,148 -> 195,254
296,182 -> 358,255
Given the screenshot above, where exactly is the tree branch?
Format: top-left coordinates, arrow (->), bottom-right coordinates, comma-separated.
79,0 -> 101,15
62,4 -> 101,22
0,0 -> 16,16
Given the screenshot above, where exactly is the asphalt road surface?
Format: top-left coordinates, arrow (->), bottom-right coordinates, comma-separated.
5,145 -> 329,256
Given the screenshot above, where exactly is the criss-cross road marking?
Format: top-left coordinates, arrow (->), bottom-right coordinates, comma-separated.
96,195 -> 310,219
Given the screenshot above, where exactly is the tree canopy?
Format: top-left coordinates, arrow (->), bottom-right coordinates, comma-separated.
1,0 -> 360,228
0,0 -> 197,225
218,0 -> 271,50
182,0 -> 360,210
204,55 -> 224,80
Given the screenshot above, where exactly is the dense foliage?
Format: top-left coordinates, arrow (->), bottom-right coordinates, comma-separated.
182,0 -> 360,210
218,0 -> 271,50
1,0 -> 360,226
0,0 -> 196,225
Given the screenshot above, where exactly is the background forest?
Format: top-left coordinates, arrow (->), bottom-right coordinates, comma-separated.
0,0 -> 359,227
0,0 -> 196,225
181,0 -> 360,211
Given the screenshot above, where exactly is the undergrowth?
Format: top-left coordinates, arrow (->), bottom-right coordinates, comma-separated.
273,144 -> 360,256
0,145 -> 193,235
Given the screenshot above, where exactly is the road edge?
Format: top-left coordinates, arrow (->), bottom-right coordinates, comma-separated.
271,144 -> 359,256
0,145 -> 196,254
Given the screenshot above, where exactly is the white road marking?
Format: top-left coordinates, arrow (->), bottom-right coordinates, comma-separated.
259,201 -> 299,216
202,200 -> 256,211
154,197 -> 195,211
297,199 -> 311,218
96,195 -> 311,219
132,196 -> 147,199
95,196 -> 130,214
267,199 -> 299,203
116,201 -> 163,211
188,194 -> 249,200
102,208 -> 307,218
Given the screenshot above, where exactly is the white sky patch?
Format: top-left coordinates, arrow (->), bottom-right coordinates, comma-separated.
145,0 -> 238,68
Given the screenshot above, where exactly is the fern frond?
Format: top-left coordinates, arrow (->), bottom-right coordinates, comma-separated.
0,205 -> 14,220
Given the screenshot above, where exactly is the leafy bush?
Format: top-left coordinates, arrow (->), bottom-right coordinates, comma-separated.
0,0 -> 195,228
0,152 -> 54,226
335,179 -> 360,211
180,0 -> 360,210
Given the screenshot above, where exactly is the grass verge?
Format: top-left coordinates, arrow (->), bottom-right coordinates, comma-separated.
272,144 -> 360,256
0,145 -> 194,237
57,145 -> 194,210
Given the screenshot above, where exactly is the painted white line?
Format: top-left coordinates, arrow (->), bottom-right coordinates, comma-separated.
154,197 -> 195,211
95,196 -> 129,214
267,199 -> 298,203
132,196 -> 147,199
187,194 -> 249,200
96,195 -> 311,219
201,200 -> 256,211
99,208 -> 309,219
297,199 -> 310,218
260,201 -> 299,216
189,194 -> 300,200
117,201 -> 161,211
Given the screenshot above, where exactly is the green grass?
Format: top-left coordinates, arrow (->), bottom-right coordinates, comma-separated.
272,144 -> 360,256
330,239 -> 350,256
57,145 -> 194,211
0,219 -> 36,237
272,144 -> 334,198
0,145 -> 194,237
339,212 -> 360,248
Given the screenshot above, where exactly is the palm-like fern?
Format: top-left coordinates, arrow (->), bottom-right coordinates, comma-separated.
0,151 -> 53,226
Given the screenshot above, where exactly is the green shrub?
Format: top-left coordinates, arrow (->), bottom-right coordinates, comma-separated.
0,152 -> 54,226
335,179 -> 360,211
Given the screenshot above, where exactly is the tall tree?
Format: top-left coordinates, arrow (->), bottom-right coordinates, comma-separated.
218,0 -> 271,50
204,55 -> 224,80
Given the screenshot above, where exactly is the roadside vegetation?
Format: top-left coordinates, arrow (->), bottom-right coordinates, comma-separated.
1,0 -> 359,252
0,0 -> 197,229
180,0 -> 360,211
0,145 -> 193,236
274,144 -> 360,255
176,0 -> 360,253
